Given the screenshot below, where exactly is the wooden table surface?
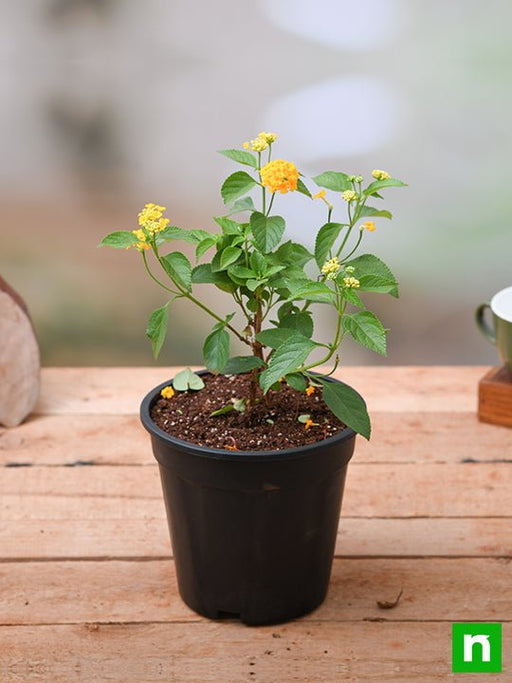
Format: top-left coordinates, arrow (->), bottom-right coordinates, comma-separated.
2,366 -> 512,682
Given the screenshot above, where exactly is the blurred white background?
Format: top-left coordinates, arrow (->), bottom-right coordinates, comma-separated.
1,0 -> 511,367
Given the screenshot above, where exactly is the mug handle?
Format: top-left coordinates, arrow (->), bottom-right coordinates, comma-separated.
475,303 -> 496,344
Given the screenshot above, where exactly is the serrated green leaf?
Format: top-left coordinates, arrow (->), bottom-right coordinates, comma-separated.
159,226 -> 209,243
221,171 -> 257,205
296,178 -> 312,198
275,240 -> 314,267
319,379 -> 371,440
146,304 -> 169,359
344,254 -> 399,298
312,171 -> 352,192
99,231 -> 138,249
286,279 -> 335,304
250,212 -> 286,253
218,148 -> 258,168
196,236 -> 217,259
249,250 -> 266,276
225,196 -> 255,216
161,252 -> 192,292
342,311 -> 387,356
364,178 -> 407,196
356,206 -> 392,220
203,327 -> 230,373
286,372 -> 307,392
191,264 -> 236,292
173,368 -> 205,391
314,222 -> 346,269
279,311 -> 314,338
342,288 -> 365,309
256,328 -> 293,349
213,216 -> 244,235
259,335 -> 316,393
223,356 -> 265,374
228,265 -> 255,280
219,246 -> 242,270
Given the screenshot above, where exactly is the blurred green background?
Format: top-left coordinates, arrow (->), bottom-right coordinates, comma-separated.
1,0 -> 511,368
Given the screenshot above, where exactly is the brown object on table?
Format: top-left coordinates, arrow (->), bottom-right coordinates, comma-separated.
0,276 -> 40,427
478,365 -> 512,428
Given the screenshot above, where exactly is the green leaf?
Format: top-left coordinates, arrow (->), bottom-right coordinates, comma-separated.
312,171 -> 352,192
275,240 -> 313,267
342,311 -> 387,356
173,368 -> 205,391
218,148 -> 258,168
319,379 -> 371,440
213,217 -> 244,235
228,265 -> 255,280
279,311 -> 314,338
225,196 -> 255,216
219,246 -> 242,270
146,304 -> 169,359
286,279 -> 335,304
221,171 -> 257,205
159,226 -> 209,243
223,356 -> 265,374
99,231 -> 137,249
342,288 -> 365,309
344,254 -> 399,298
210,403 -> 235,417
250,212 -> 286,253
364,178 -> 407,196
256,328 -> 294,349
259,335 -> 316,394
203,327 -> 230,373
356,206 -> 392,220
286,372 -> 307,392
196,236 -> 217,259
296,178 -> 312,198
249,250 -> 267,277
161,252 -> 192,292
191,264 -> 236,292
314,222 -> 345,269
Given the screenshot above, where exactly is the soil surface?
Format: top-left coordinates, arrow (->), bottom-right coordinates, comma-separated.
150,373 -> 347,451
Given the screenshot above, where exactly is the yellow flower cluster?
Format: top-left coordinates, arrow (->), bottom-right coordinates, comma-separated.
305,385 -> 315,396
372,169 -> 390,180
131,228 -> 150,251
321,256 -> 341,280
243,131 -> 278,152
362,220 -> 376,232
341,190 -> 357,202
343,276 -> 360,289
160,385 -> 175,399
138,203 -> 170,235
260,159 -> 299,194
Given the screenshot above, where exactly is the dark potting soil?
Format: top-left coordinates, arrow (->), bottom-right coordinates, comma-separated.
150,372 -> 347,451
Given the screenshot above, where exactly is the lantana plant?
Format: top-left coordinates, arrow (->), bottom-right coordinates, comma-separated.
100,132 -> 406,439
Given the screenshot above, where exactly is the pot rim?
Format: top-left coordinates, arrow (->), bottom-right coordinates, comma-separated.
140,370 -> 359,461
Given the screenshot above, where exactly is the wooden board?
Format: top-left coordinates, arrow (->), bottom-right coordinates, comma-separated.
3,367 -> 512,682
479,365 -> 512,428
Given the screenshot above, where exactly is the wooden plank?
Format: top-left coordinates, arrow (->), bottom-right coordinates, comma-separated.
2,463 -> 512,520
479,365 -> 512,428
2,517 -> 512,560
33,366 -> 487,416
0,621 -> 508,682
1,557 -> 510,626
3,411 -> 512,466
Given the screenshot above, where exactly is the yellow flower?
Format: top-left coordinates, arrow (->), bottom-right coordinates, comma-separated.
313,189 -> 326,199
160,386 -> 175,399
372,169 -> 390,180
321,257 -> 340,280
345,265 -> 355,274
138,203 -> 170,235
341,190 -> 357,202
130,228 -> 150,251
260,159 -> 299,194
363,220 -> 376,232
305,385 -> 315,396
244,136 -> 268,152
259,131 -> 278,144
343,276 -> 360,289
304,417 -> 319,430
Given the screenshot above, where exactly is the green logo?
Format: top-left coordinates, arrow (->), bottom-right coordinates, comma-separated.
452,623 -> 502,673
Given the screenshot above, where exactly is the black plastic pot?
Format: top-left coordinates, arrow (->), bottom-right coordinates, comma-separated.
140,371 -> 357,626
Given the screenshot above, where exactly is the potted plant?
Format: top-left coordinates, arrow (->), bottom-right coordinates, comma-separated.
100,131 -> 406,625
